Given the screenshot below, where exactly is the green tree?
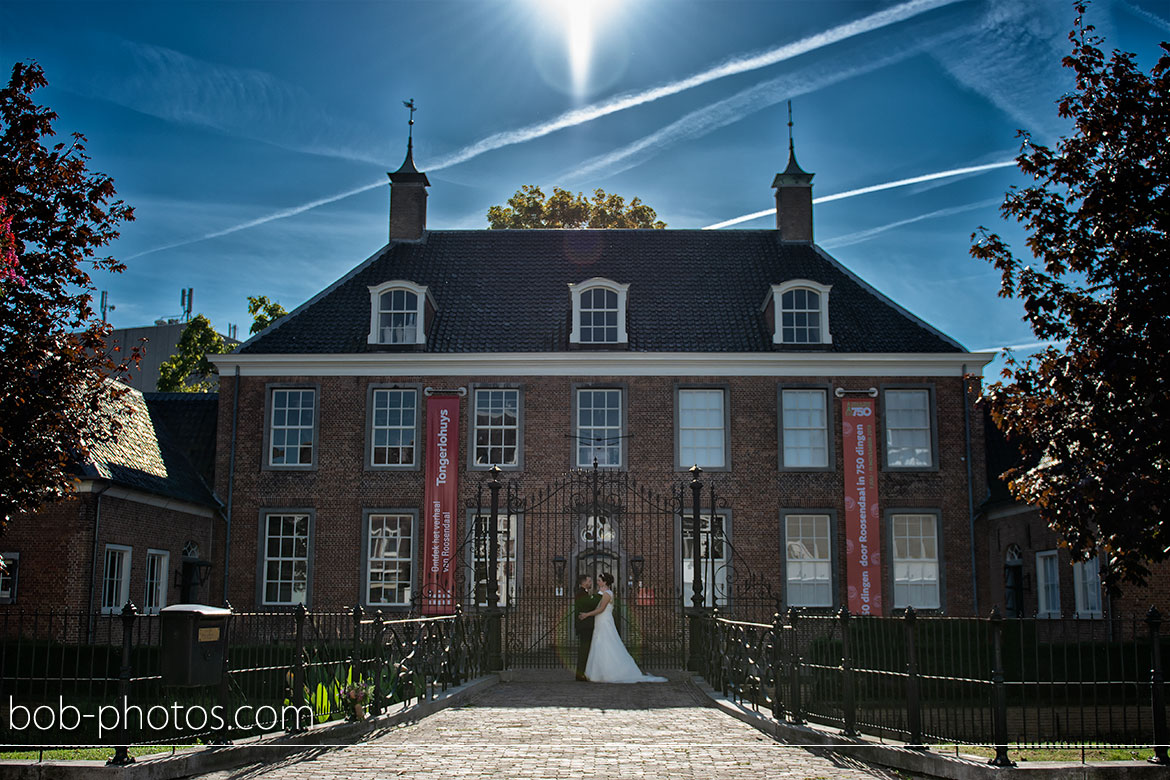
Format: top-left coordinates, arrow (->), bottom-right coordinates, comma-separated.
487,186 -> 666,229
971,5 -> 1170,587
247,294 -> 287,335
157,315 -> 229,393
0,62 -> 136,529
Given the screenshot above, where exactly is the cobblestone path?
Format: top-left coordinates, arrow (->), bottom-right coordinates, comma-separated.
199,681 -> 905,780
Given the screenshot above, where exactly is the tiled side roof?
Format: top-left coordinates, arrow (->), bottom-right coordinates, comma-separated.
143,392 -> 219,487
240,230 -> 964,355
80,388 -> 217,508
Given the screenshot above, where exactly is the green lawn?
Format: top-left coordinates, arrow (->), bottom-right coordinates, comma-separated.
0,745 -> 194,761
944,744 -> 1156,762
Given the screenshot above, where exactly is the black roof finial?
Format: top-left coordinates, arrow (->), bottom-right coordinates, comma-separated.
403,98 -> 416,150
787,99 -> 794,156
779,99 -> 809,177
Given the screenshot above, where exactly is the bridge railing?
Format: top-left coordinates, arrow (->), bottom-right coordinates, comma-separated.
0,604 -> 492,751
694,607 -> 1169,765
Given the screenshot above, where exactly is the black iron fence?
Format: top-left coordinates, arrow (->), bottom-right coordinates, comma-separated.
694,607 -> 1170,765
0,605 -> 492,753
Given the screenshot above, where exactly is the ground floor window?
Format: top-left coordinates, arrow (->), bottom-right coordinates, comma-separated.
784,514 -> 833,608
1036,550 -> 1060,617
0,552 -> 18,604
891,513 -> 940,610
366,512 -> 414,607
144,549 -> 169,614
102,545 -> 132,614
681,514 -> 728,607
471,513 -> 519,607
263,513 -> 310,606
1073,557 -> 1102,618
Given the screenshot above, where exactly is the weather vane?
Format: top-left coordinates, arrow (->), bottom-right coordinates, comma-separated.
403,98 -> 416,144
787,99 -> 795,154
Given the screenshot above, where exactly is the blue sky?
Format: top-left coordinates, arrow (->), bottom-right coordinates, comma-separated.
3,0 -> 1167,373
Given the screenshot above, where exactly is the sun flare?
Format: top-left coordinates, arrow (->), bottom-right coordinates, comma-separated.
537,0 -> 621,96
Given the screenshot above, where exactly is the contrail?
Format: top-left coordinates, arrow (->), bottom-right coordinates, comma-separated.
1119,0 -> 1170,33
975,339 -> 1065,353
702,160 -> 1016,229
819,198 -> 1000,250
123,0 -> 964,260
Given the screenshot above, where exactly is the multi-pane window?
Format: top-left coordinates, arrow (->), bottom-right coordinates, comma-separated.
144,550 -> 169,614
782,389 -> 828,468
270,389 -> 315,466
576,389 -> 622,467
681,514 -> 728,607
367,514 -> 413,606
0,553 -> 19,604
472,514 -> 518,607
892,513 -> 940,609
1073,557 -> 1101,618
780,288 -> 821,343
102,545 -> 132,614
371,389 -> 417,466
378,288 -> 419,344
263,514 -> 309,605
678,389 -> 726,468
885,389 -> 932,468
785,514 -> 833,607
579,288 -> 619,343
474,389 -> 520,467
1037,551 -> 1060,617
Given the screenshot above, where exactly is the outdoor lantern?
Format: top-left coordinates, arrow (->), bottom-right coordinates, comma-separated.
629,555 -> 645,583
552,555 -> 566,596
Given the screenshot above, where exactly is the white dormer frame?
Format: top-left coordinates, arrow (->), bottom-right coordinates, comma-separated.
368,280 -> 432,345
765,279 -> 832,345
569,277 -> 630,345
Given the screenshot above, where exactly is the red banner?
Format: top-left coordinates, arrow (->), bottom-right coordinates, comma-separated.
421,396 -> 460,615
842,398 -> 882,615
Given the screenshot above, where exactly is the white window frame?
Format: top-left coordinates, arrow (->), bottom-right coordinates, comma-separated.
470,513 -> 520,608
369,387 -> 419,468
891,513 -> 941,610
676,388 -> 728,470
262,512 -> 311,606
780,388 -> 830,469
568,278 -> 629,345
472,388 -> 521,468
101,545 -> 132,614
367,279 -> 429,345
769,279 -> 832,345
575,388 -> 624,468
784,513 -> 834,608
0,552 -> 19,604
143,549 -> 169,615
267,387 -> 317,468
1073,557 -> 1102,618
364,511 -> 416,608
1036,550 -> 1061,618
884,388 -> 935,470
680,512 -> 730,608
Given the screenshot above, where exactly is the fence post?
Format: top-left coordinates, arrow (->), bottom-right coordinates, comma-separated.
214,602 -> 233,744
1148,607 -> 1168,765
290,604 -> 307,733
904,606 -> 923,749
351,604 -> 364,688
107,601 -> 137,766
371,610 -> 386,717
771,612 -> 784,722
839,607 -> 858,737
787,607 -> 804,725
988,606 -> 1014,767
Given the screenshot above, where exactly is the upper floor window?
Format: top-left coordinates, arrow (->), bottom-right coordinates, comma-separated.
269,388 -> 316,467
575,388 -> 623,467
884,388 -> 934,469
780,388 -> 829,469
569,278 -> 629,345
677,388 -> 727,469
473,388 -> 521,468
369,387 -> 418,468
767,280 -> 832,345
368,280 -> 431,346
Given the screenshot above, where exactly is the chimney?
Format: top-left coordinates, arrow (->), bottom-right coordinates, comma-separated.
387,141 -> 430,241
771,102 -> 814,242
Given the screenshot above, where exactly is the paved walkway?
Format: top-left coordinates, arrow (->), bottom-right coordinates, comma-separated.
199,680 -> 903,780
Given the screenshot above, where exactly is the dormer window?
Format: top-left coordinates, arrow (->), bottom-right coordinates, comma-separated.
569,278 -> 629,345
368,280 -> 432,346
765,280 -> 832,345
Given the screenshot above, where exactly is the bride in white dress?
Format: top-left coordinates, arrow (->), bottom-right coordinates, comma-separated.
579,572 -> 667,684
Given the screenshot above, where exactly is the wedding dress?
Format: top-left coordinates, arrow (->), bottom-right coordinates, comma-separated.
584,589 -> 667,684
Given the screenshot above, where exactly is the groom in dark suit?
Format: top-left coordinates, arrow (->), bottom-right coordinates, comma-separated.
573,573 -> 600,681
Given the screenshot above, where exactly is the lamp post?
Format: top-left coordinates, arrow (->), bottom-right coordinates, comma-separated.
687,465 -> 706,671
552,555 -> 567,597
485,465 -> 503,671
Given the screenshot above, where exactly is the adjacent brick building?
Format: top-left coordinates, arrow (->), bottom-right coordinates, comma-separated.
210,137 -> 1000,632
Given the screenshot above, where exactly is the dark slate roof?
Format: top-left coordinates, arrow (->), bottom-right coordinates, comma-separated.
143,392 -> 219,487
983,408 -> 1037,509
240,230 -> 965,355
78,388 -> 218,508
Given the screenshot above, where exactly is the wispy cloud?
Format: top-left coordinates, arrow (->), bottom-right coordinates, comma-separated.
1119,0 -> 1170,33
703,161 -> 1016,229
120,0 -> 965,260
819,198 -> 1000,249
975,339 -> 1065,352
